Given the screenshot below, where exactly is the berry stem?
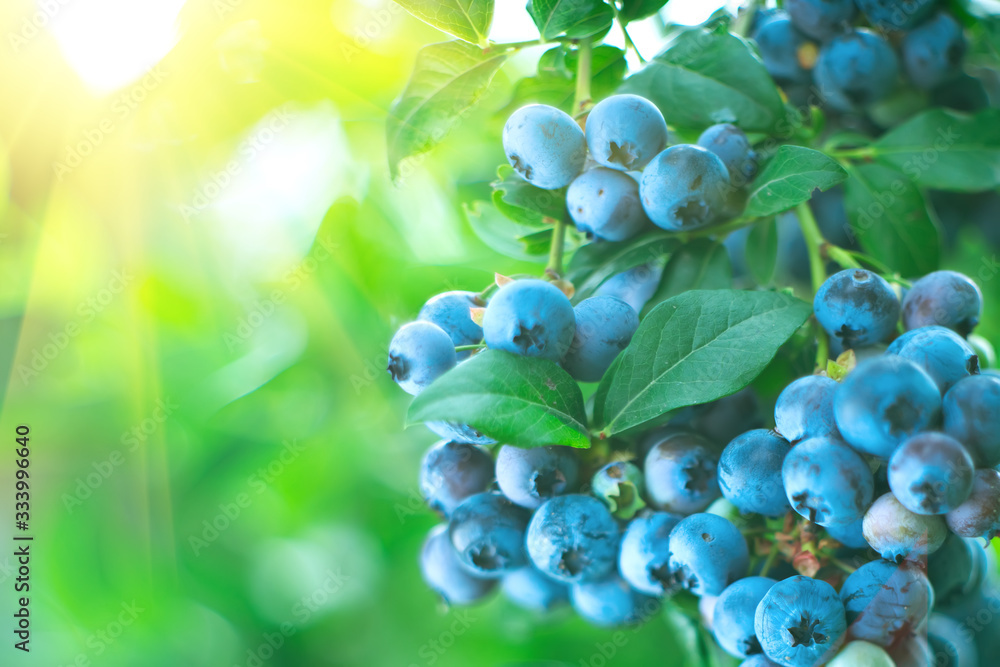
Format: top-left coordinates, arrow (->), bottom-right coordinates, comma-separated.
546,219 -> 568,278
573,36 -> 593,117
758,544 -> 781,578
796,201 -> 830,369
610,4 -> 646,64
454,344 -> 487,352
829,556 -> 858,574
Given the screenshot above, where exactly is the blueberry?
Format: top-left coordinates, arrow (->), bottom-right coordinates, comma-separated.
825,516 -> 868,549
495,445 -> 580,510
645,432 -> 720,515
387,321 -> 456,395
752,13 -> 816,86
944,468 -> 1000,540
718,429 -> 790,518
696,124 -> 758,186
775,375 -> 840,443
833,356 -> 942,458
418,291 -> 483,359
839,559 -> 933,647
810,185 -> 857,250
927,613 -> 980,667
887,326 -> 980,393
856,0 -> 939,32
863,492 -> 948,562
888,432 -> 974,515
682,388 -> 765,449
501,566 -> 569,612
594,261 -> 664,314
785,0 -> 856,41
927,533 -> 989,605
782,436 -> 874,526
887,634 -> 933,667
713,577 -> 776,658
584,94 -> 668,171
903,271 -> 983,337
570,574 -> 659,627
814,30 -> 899,112
566,167 -> 650,242
526,494 -> 620,584
561,296 -> 638,382
448,492 -> 530,578
739,657 -> 781,667
503,104 -> 586,189
755,575 -> 847,667
902,12 -> 967,90
420,525 -> 496,605
826,641 -> 895,667
668,513 -> 749,597
419,440 -> 494,516
639,145 -> 732,231
482,279 -> 575,362
943,374 -> 1000,466
814,269 -> 900,349
591,461 -> 646,519
425,420 -> 497,446
618,511 -> 682,596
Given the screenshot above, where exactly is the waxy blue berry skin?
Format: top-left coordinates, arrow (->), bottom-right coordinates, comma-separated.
752,14 -> 815,86
639,145 -> 731,232
618,511 -> 682,596
595,261 -> 663,314
825,517 -> 867,549
902,270 -> 982,336
927,613 -> 980,667
387,321 -> 457,395
570,574 -> 658,627
419,440 -> 494,517
863,492 -> 948,562
774,375 -> 840,443
945,469 -> 1000,540
448,493 -> 530,578
786,0 -> 856,41
713,577 -> 776,658
840,560 -> 933,647
755,576 -> 847,667
782,436 -> 874,527
420,525 -> 496,605
526,494 -> 620,584
482,279 -> 575,362
739,656 -> 781,667
418,291 -> 483,359
561,296 -> 638,382
425,421 -> 497,446
668,513 -> 749,597
814,269 -> 900,349
585,94 -> 668,172
645,432 -> 720,515
888,432 -> 974,515
495,445 -> 580,510
943,374 -> 1000,467
718,429 -> 790,518
566,167 -> 650,242
501,566 -> 569,612
833,356 -> 942,459
503,104 -> 586,189
887,326 -> 980,394
814,30 -> 899,112
928,534 -> 988,605
696,124 -> 758,185
902,12 -> 967,90
856,0 -> 939,32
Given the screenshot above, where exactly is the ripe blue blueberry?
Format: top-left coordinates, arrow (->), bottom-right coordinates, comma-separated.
618,511 -> 682,596
943,374 -> 1000,466
420,525 -> 496,605
482,279 -> 575,362
833,356 -> 942,458
814,30 -> 899,112
752,13 -> 815,86
495,444 -> 580,510
927,533 -> 988,605
782,436 -> 874,526
668,513 -> 749,597
863,492 -> 948,562
448,492 -> 530,578
944,468 -> 1000,540
814,269 -> 900,349
418,291 -> 483,359
696,124 -> 758,186
584,94 -> 668,171
774,375 -> 840,443
903,271 -> 982,336
718,429 -> 790,518
856,0 -> 939,32
501,566 -> 569,612
680,388 -> 765,449
740,656 -> 781,667
425,420 -> 497,446
826,641 -> 895,667
419,440 -> 494,516
591,461 -> 645,519
927,613 -> 980,667
887,325 -> 980,394
887,432 -> 974,515
639,145 -> 731,231
785,0 -> 856,41
503,104 -> 586,189
840,560 -> 933,647
570,574 -> 658,627
713,577 -> 776,658
754,575 -> 847,667
561,296 -> 638,382
644,432 -> 720,515
526,494 -> 620,584
594,261 -> 663,314
825,516 -> 867,549
902,12 -> 967,90
387,321 -> 457,395
566,167 -> 650,242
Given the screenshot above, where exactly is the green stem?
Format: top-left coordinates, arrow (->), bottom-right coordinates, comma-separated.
573,37 -> 593,117
610,4 -> 646,64
830,556 -> 858,574
484,38 -> 560,53
758,545 -> 781,578
546,218 -> 567,277
454,343 -> 486,352
826,245 -> 863,271
830,146 -> 876,160
797,202 -> 830,369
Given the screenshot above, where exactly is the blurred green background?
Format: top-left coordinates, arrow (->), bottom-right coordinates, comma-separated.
1,1 -> 999,666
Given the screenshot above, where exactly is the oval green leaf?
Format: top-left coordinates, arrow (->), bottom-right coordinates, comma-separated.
744,146 -> 847,219
394,0 -> 494,46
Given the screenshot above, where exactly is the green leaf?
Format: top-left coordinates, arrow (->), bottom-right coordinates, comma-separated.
869,109 -> 1000,192
745,218 -> 777,285
393,0 -> 494,46
463,201 -> 550,262
843,163 -> 941,277
387,41 -> 507,178
595,290 -> 812,436
503,45 -> 626,114
407,349 -> 590,448
618,26 -> 786,133
492,165 -> 568,226
642,239 -> 731,315
744,146 -> 848,219
527,0 -> 614,40
567,233 -> 681,300
619,0 -> 669,22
